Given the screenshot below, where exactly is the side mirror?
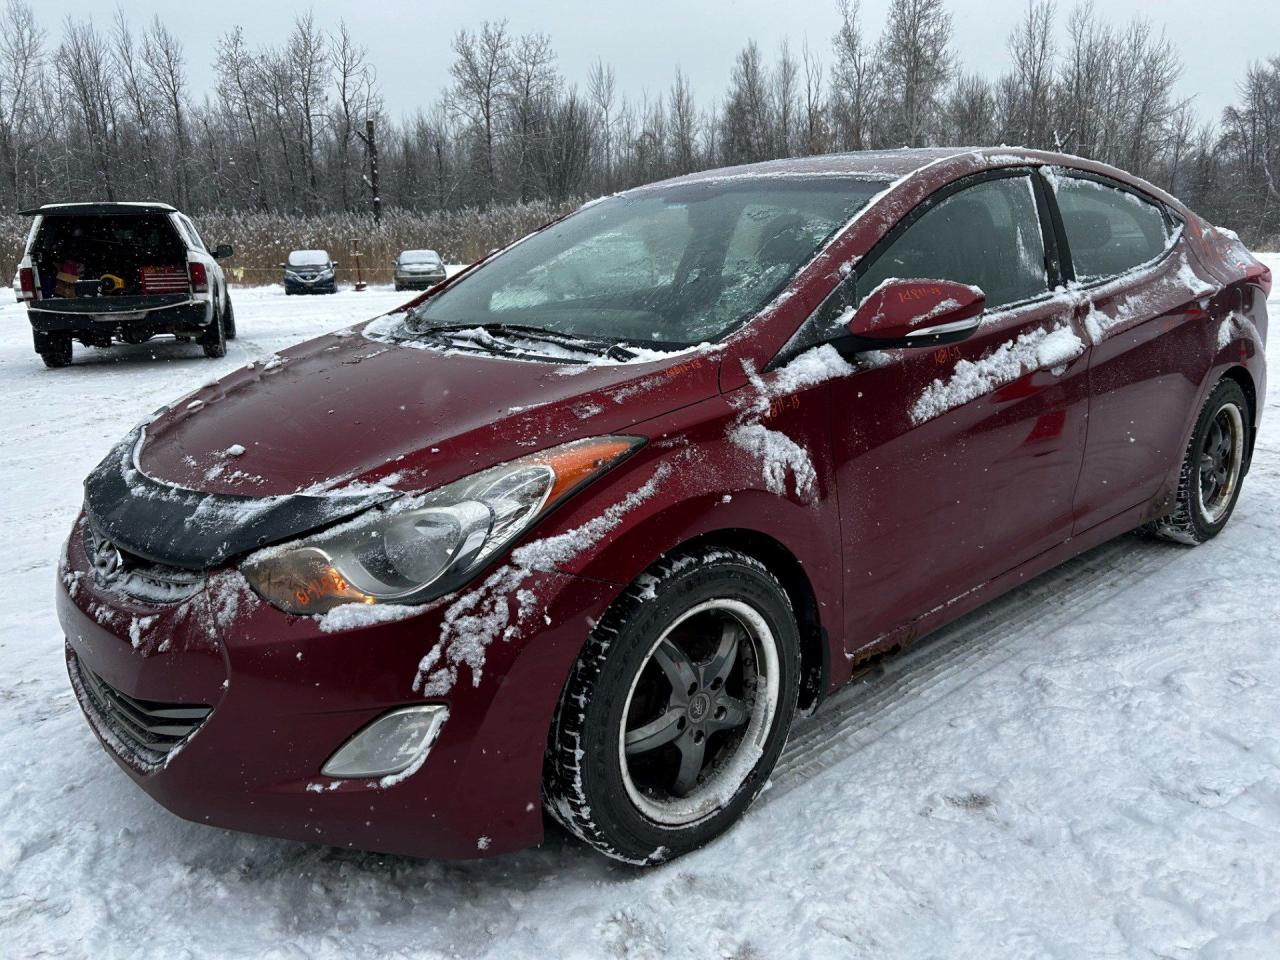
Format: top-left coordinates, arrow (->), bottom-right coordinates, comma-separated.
836,278 -> 985,353
214,243 -> 234,260
331,260 -> 340,268
278,262 -> 286,269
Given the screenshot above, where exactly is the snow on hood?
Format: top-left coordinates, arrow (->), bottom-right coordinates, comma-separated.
134,319 -> 722,501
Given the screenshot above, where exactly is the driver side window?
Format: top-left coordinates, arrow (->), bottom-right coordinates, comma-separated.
859,174 -> 1050,312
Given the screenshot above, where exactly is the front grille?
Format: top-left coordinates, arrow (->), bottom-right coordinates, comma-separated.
73,655 -> 212,767
84,524 -> 204,604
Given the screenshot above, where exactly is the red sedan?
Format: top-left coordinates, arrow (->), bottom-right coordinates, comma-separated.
59,147 -> 1269,864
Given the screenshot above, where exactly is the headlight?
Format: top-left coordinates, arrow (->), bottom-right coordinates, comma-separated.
241,436 -> 642,615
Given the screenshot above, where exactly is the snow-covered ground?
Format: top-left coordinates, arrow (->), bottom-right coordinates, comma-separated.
2,264 -> 1278,959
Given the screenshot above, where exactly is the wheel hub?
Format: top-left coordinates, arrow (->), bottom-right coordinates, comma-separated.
687,691 -> 711,723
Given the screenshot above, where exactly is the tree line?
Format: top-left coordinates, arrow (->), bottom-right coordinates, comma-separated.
0,0 -> 1277,246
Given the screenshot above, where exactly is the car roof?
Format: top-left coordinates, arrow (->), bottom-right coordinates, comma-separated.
620,145 -> 1195,244
658,147 -> 981,185
635,146 -> 1187,216
19,201 -> 178,216
399,249 -> 440,258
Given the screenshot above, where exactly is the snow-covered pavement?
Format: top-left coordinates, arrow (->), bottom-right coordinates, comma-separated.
2,265 -> 1278,959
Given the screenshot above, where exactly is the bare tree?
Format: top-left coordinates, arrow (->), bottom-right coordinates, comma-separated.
536,88 -> 593,201
589,58 -> 617,192
112,11 -> 159,198
669,68 -> 698,174
1003,0 -> 1057,147
504,31 -> 557,203
286,13 -> 328,208
449,20 -> 511,207
720,40 -> 774,164
773,39 -> 800,157
329,22 -> 378,212
0,1 -> 44,204
213,26 -> 270,210
947,72 -> 997,145
830,0 -> 877,150
141,16 -> 191,207
800,39 -> 828,155
59,18 -> 118,200
878,0 -> 953,146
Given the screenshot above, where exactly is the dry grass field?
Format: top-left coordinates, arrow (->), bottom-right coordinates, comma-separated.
0,199 -> 578,286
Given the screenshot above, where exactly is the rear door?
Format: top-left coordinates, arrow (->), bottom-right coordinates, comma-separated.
818,170 -> 1092,652
1044,170 -> 1219,531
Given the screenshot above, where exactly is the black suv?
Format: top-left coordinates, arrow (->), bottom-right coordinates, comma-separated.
282,250 -> 338,294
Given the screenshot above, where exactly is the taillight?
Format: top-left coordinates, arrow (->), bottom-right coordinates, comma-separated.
18,266 -> 34,299
188,261 -> 208,293
1242,261 -> 1271,299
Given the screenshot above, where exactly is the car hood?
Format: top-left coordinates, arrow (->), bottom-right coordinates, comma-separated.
84,320 -> 722,567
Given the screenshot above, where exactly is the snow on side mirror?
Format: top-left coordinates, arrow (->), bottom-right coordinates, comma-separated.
838,278 -> 985,353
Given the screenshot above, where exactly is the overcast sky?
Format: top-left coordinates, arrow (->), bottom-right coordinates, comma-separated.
31,0 -> 1280,125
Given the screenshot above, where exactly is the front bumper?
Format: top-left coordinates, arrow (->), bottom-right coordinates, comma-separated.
284,275 -> 336,293
58,522 -> 617,858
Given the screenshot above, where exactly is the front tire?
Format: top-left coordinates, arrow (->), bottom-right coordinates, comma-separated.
1150,378 -> 1251,544
544,548 -> 801,864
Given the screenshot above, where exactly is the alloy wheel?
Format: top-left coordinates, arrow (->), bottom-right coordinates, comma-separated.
1197,402 -> 1244,524
618,598 -> 780,826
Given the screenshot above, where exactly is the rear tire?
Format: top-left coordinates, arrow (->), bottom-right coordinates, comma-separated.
544,548 -> 801,864
38,334 -> 73,368
1150,378 -> 1251,545
198,303 -> 227,359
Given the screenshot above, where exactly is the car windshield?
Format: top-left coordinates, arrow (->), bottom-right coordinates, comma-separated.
409,177 -> 888,346
287,250 -> 329,267
400,250 -> 440,264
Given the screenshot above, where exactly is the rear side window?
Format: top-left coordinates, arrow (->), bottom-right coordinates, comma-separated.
1050,174 -> 1170,282
178,214 -> 208,252
859,174 -> 1049,311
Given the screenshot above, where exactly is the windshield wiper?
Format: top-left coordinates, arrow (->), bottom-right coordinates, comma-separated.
405,315 -> 637,362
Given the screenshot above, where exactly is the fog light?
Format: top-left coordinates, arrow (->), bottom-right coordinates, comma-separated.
321,705 -> 448,779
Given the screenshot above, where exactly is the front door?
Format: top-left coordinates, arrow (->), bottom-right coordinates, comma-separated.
819,171 -> 1093,654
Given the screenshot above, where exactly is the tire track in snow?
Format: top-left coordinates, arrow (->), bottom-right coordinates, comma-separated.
766,533 -> 1189,799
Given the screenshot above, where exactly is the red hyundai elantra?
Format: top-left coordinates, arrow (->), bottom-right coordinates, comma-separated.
60,147 -> 1269,864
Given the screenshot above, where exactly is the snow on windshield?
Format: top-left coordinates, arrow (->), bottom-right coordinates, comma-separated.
287,249 -> 330,267
399,249 -> 440,264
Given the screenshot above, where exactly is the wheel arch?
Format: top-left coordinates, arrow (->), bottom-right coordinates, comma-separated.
583,527 -> 830,715
675,529 -> 828,713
